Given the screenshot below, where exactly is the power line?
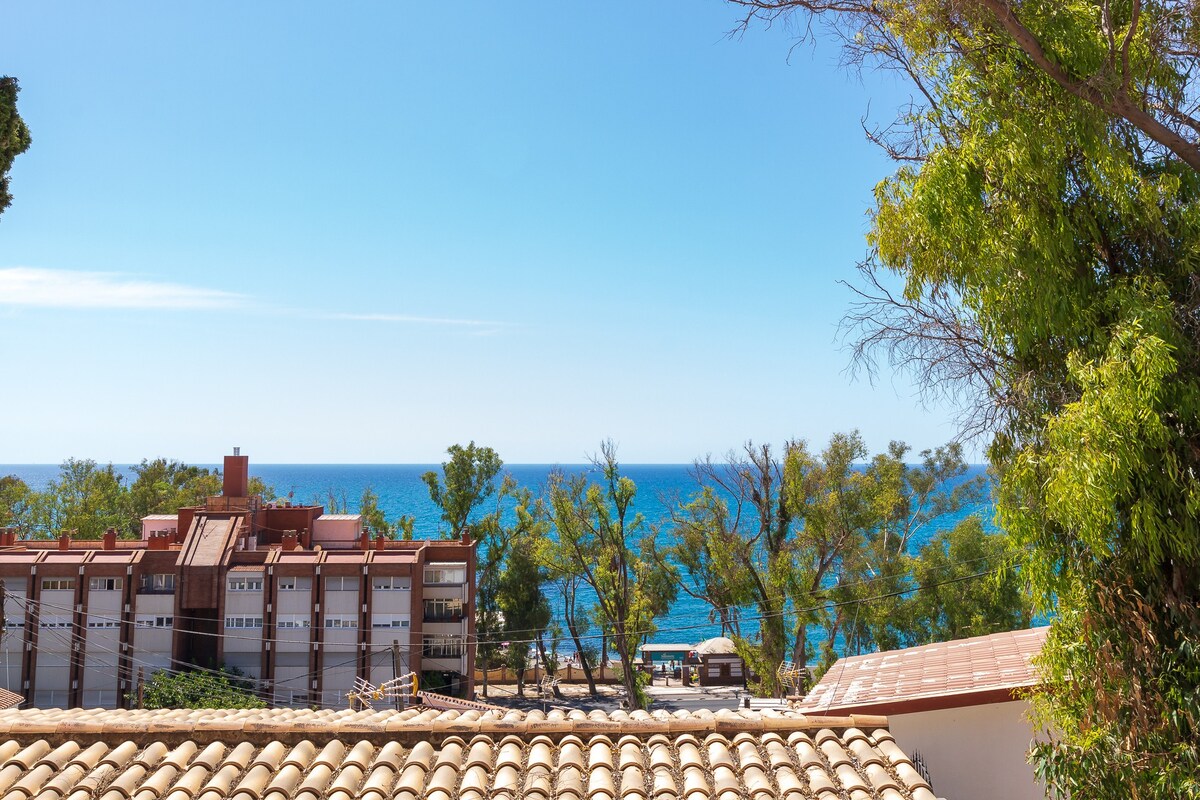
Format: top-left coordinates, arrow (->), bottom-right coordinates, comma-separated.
5,592 -> 375,709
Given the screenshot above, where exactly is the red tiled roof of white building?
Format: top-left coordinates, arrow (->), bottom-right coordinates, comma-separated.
798,626 -> 1049,716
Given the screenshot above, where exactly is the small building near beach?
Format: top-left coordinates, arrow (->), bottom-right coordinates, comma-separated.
639,642 -> 694,670
695,636 -> 745,686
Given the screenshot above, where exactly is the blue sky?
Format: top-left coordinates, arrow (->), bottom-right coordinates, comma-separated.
0,2 -> 964,464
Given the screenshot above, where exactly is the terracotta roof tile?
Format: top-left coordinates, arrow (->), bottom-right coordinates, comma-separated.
0,707 -> 946,800
799,626 -> 1048,715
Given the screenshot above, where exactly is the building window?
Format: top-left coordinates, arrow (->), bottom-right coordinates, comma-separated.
224,616 -> 264,629
422,636 -> 464,658
89,577 -> 122,592
371,615 -> 411,629
86,618 -> 119,629
371,576 -> 411,591
38,617 -> 71,629
278,576 -> 311,591
227,576 -> 264,592
324,576 -> 357,592
277,615 -> 311,629
138,573 -> 176,593
423,598 -> 464,622
4,617 -> 22,630
323,616 -> 358,629
40,578 -> 75,591
423,564 -> 466,585
135,615 -> 173,628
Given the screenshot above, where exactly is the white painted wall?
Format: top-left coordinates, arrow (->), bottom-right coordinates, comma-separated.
887,700 -> 1044,800
312,516 -> 362,546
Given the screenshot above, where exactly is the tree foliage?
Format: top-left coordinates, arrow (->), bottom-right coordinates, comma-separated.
0,77 -> 30,218
0,476 -> 31,528
421,442 -> 503,538
136,669 -> 266,710
731,0 -> 1200,794
907,516 -> 1031,644
7,459 -> 274,539
497,505 -> 552,695
546,442 -> 677,709
660,434 -> 1003,692
128,459 -> 222,532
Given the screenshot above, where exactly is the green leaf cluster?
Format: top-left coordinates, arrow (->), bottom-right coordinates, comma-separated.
827,1 -> 1200,793
0,76 -> 30,217
546,442 -> 678,710
134,669 -> 266,710
1,458 -> 273,539
661,433 -> 1023,693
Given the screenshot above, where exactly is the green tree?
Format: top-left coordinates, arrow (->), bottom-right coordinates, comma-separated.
546,442 -> 677,710
423,445 -> 508,696
0,77 -> 31,217
135,669 -> 266,710
128,459 -> 221,534
29,459 -> 130,539
497,517 -> 551,696
661,434 -> 984,692
544,535 -> 602,696
907,516 -> 1032,644
357,486 -> 388,535
421,442 -> 503,538
0,476 -> 31,528
247,476 -> 276,503
733,0 -> 1200,793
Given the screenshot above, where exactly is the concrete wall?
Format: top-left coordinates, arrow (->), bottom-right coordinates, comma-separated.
887,700 -> 1044,800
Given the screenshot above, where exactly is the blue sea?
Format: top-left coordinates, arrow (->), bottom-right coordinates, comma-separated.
0,463 -> 996,648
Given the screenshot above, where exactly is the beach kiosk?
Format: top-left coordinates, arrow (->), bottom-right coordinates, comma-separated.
696,636 -> 745,686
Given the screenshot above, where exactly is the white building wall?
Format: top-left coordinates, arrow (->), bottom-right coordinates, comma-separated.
132,592 -> 175,678
0,590 -> 26,695
887,700 -> 1044,800
82,586 -> 124,707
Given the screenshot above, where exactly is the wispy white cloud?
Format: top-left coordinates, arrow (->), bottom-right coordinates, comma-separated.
0,267 -> 245,310
0,267 -> 510,330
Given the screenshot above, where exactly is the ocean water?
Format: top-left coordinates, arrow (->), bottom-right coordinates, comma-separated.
0,463 -> 996,647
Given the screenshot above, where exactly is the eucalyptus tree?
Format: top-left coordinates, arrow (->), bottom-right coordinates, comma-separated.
546,442 -> 677,710
663,434 -> 988,691
732,0 -> 1200,793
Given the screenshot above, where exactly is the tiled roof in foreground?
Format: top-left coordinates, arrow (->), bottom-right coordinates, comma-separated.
0,707 -> 942,800
799,626 -> 1049,716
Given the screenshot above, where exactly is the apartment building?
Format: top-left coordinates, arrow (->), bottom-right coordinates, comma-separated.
0,451 -> 475,708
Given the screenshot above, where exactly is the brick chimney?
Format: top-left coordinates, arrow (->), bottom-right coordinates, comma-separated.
147,531 -> 170,551
281,530 -> 298,551
102,528 -> 117,551
223,449 -> 249,497
58,531 -> 71,551
359,529 -> 370,551
375,533 -> 387,551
